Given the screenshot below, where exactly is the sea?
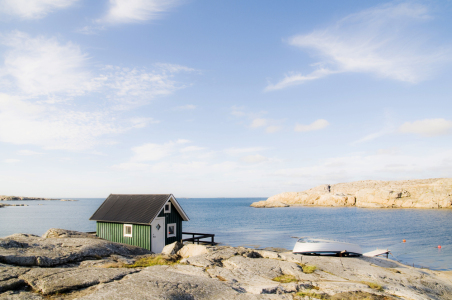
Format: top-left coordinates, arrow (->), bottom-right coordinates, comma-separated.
1,197 -> 451,271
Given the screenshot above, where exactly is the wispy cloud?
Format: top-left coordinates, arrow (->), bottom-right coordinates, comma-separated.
0,32 -> 195,107
0,94 -> 148,150
272,149 -> 452,184
0,0 -> 79,20
240,154 -> 269,164
4,159 -> 20,164
101,64 -> 194,110
399,118 -> 452,137
100,0 -> 184,24
0,32 -> 194,151
267,2 -> 451,90
294,119 -> 329,132
265,68 -> 335,91
174,104 -> 196,110
17,150 -> 43,156
129,139 -> 190,162
250,118 -> 267,128
232,107 -> 283,133
1,31 -> 94,98
224,147 -> 267,156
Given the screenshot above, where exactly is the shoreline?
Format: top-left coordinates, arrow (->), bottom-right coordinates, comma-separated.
1,228 -> 451,299
251,178 -> 452,209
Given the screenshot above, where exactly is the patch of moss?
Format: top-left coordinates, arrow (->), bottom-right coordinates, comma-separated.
361,281 -> 384,292
296,291 -> 330,299
272,274 -> 298,283
303,265 -> 317,274
124,255 -> 180,268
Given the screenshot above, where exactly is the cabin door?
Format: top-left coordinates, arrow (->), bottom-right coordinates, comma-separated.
151,217 -> 165,253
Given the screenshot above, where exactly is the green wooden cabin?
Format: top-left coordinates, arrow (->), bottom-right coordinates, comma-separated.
89,194 -> 189,253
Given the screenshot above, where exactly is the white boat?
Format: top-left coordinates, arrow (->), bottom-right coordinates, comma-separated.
293,238 -> 362,256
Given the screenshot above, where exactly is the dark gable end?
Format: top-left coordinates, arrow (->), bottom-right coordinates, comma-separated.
90,194 -> 185,225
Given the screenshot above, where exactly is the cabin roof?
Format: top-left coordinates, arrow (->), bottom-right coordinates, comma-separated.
89,194 -> 189,225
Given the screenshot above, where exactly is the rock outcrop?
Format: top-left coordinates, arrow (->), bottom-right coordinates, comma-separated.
0,204 -> 28,208
0,196 -> 58,201
1,229 -> 452,299
251,178 -> 452,209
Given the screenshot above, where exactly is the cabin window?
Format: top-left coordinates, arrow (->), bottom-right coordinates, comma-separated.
123,224 -> 133,237
164,202 -> 171,213
167,223 -> 176,237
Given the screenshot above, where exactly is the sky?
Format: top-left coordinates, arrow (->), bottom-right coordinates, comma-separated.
1,0 -> 452,198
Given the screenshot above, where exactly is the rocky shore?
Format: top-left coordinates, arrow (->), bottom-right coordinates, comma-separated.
0,196 -> 58,201
0,204 -> 28,208
1,229 -> 451,299
251,178 -> 452,209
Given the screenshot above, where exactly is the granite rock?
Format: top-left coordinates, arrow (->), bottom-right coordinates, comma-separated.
251,178 -> 452,209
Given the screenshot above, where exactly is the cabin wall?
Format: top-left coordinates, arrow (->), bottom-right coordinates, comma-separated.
96,222 -> 151,250
158,202 -> 183,245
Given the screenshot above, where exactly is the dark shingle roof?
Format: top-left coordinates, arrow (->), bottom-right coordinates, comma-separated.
89,194 -> 188,225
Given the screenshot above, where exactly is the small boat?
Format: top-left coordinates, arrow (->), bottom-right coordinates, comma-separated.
293,238 -> 362,257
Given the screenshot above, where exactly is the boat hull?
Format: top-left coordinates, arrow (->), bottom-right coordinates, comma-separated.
293,241 -> 362,256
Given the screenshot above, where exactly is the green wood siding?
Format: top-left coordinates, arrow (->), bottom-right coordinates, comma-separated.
158,202 -> 183,245
96,222 -> 151,250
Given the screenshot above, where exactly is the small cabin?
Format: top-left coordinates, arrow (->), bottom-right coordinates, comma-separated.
89,194 -> 189,253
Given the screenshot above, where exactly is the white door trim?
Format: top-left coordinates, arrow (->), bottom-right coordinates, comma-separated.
151,217 -> 165,253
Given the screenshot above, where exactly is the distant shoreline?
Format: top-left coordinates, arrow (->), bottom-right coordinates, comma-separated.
0,195 -> 77,201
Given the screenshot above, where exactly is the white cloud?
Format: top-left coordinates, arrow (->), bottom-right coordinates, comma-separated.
1,31 -> 94,98
17,150 -> 43,156
267,2 -> 450,90
0,0 -> 78,19
0,32 -> 195,107
273,149 -> 452,184
352,130 -> 389,145
224,147 -> 266,156
4,159 -> 20,163
0,32 -> 195,151
101,64 -> 195,110
0,94 -> 141,150
175,104 -> 196,110
100,0 -> 183,24
265,68 -> 335,91
230,106 -> 246,117
399,118 -> 452,137
294,119 -> 329,132
250,118 -> 267,128
180,146 -> 205,153
266,125 -> 282,133
241,154 -> 269,164
130,139 -> 189,162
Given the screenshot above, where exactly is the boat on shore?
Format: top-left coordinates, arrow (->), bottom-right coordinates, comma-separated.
293,238 -> 363,257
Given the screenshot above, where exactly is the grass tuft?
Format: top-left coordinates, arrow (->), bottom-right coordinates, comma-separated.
361,281 -> 384,291
296,291 -> 330,299
124,255 -> 180,268
272,274 -> 298,283
216,275 -> 227,281
303,265 -> 317,274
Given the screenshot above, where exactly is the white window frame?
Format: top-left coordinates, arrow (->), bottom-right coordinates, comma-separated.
167,223 -> 176,238
123,224 -> 133,237
164,202 -> 171,213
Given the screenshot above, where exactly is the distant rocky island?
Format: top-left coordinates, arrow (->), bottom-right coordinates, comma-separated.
0,195 -> 76,201
1,228 -> 451,299
0,195 -> 58,201
251,178 -> 452,209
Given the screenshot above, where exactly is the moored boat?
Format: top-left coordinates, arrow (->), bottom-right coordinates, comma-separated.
293,238 -> 362,256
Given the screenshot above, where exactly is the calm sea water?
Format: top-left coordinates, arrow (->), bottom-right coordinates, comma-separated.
0,198 -> 451,270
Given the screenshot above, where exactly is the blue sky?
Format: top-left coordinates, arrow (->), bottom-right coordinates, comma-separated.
1,0 -> 451,198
